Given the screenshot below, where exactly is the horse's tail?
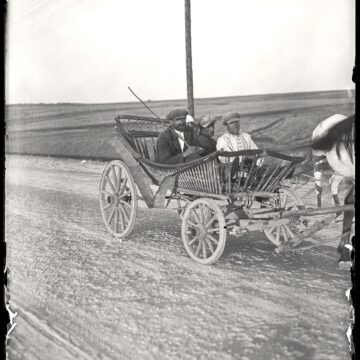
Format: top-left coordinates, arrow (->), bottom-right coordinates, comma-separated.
335,120 -> 355,163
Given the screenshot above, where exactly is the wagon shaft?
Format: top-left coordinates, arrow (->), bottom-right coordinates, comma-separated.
275,213 -> 342,254
230,218 -> 291,235
281,204 -> 355,218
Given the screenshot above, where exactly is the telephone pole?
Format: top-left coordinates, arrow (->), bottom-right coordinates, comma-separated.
184,0 -> 194,117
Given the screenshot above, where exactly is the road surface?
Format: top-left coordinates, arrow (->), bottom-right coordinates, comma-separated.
5,155 -> 353,360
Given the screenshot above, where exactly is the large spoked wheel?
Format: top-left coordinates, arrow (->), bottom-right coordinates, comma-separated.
263,188 -> 304,247
181,198 -> 226,264
99,160 -> 138,237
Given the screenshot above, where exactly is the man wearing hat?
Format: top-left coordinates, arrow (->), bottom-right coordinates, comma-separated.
216,111 -> 259,163
155,108 -> 202,164
196,115 -> 217,156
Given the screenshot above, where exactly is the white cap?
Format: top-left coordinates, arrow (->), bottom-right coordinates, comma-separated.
185,115 -> 195,124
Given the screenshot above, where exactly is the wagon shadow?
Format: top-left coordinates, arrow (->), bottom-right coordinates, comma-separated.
132,208 -> 182,237
220,230 -> 344,277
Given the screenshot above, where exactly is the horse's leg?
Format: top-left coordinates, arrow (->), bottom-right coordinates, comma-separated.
313,154 -> 327,207
337,185 -> 355,262
314,170 -> 323,207
329,173 -> 344,206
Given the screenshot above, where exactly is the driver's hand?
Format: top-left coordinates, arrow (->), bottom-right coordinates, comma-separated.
195,147 -> 206,154
183,146 -> 198,158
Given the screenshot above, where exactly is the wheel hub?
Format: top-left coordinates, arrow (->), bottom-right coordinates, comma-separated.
107,194 -> 120,205
197,224 -> 207,239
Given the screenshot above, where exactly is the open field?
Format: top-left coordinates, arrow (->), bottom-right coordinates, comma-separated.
5,90 -> 355,162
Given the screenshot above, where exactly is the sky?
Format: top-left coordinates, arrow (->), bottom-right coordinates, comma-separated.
5,0 -> 356,104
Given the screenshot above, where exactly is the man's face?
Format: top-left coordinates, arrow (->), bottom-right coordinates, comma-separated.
171,117 -> 186,132
227,121 -> 240,135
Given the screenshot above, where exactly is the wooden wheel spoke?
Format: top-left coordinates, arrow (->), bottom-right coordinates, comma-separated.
284,224 -> 295,239
118,204 -> 130,224
118,205 -> 125,231
188,236 -> 199,246
101,190 -> 112,197
114,206 -> 119,232
282,193 -> 288,208
207,227 -> 220,234
195,240 -> 202,256
118,177 -> 128,196
190,209 -> 200,224
207,234 -> 219,245
202,240 -> 207,259
120,200 -> 132,210
204,207 -> 211,224
119,190 -> 131,199
111,165 -> 119,192
205,215 -> 217,228
105,174 -> 116,194
102,202 -> 113,210
275,227 -> 280,244
115,166 -> 122,193
199,205 -> 205,224
268,225 -> 276,235
186,219 -> 197,228
107,206 -> 116,224
281,226 -> 288,242
204,237 -> 215,254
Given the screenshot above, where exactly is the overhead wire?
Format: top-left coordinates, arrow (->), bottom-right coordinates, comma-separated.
10,0 -> 88,37
9,0 -> 107,43
7,0 -> 54,23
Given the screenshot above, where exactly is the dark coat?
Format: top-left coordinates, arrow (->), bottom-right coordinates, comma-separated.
155,126 -> 195,164
197,134 -> 217,156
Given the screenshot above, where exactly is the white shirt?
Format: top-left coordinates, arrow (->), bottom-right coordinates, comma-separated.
216,131 -> 260,163
174,129 -> 185,152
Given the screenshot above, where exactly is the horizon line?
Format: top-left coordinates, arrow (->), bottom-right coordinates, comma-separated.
5,88 -> 355,106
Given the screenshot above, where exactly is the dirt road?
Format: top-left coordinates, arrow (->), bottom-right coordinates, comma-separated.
5,155 -> 353,360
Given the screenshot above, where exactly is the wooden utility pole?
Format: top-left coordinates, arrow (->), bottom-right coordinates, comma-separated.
184,0 -> 194,117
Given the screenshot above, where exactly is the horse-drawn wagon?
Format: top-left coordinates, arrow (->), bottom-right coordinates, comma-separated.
99,115 -> 354,264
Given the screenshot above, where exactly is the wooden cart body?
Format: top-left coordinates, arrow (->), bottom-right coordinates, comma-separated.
99,115 -> 352,264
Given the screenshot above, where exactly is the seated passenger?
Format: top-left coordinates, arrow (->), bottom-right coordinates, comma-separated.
216,111 -> 260,164
155,108 -> 203,164
196,115 -> 217,156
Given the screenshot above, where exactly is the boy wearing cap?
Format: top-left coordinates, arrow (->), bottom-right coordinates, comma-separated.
216,111 -> 259,163
155,108 -> 202,164
196,115 -> 217,156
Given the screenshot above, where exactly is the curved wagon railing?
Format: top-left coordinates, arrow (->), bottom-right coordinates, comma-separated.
99,115 -> 354,264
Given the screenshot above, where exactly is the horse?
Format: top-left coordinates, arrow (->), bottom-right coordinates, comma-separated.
312,114 -> 348,207
311,114 -> 355,264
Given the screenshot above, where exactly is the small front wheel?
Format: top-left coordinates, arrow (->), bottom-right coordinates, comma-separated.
263,188 -> 304,246
181,198 -> 226,264
99,160 -> 138,237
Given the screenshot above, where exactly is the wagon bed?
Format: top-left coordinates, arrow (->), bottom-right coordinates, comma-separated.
99,115 -> 353,264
